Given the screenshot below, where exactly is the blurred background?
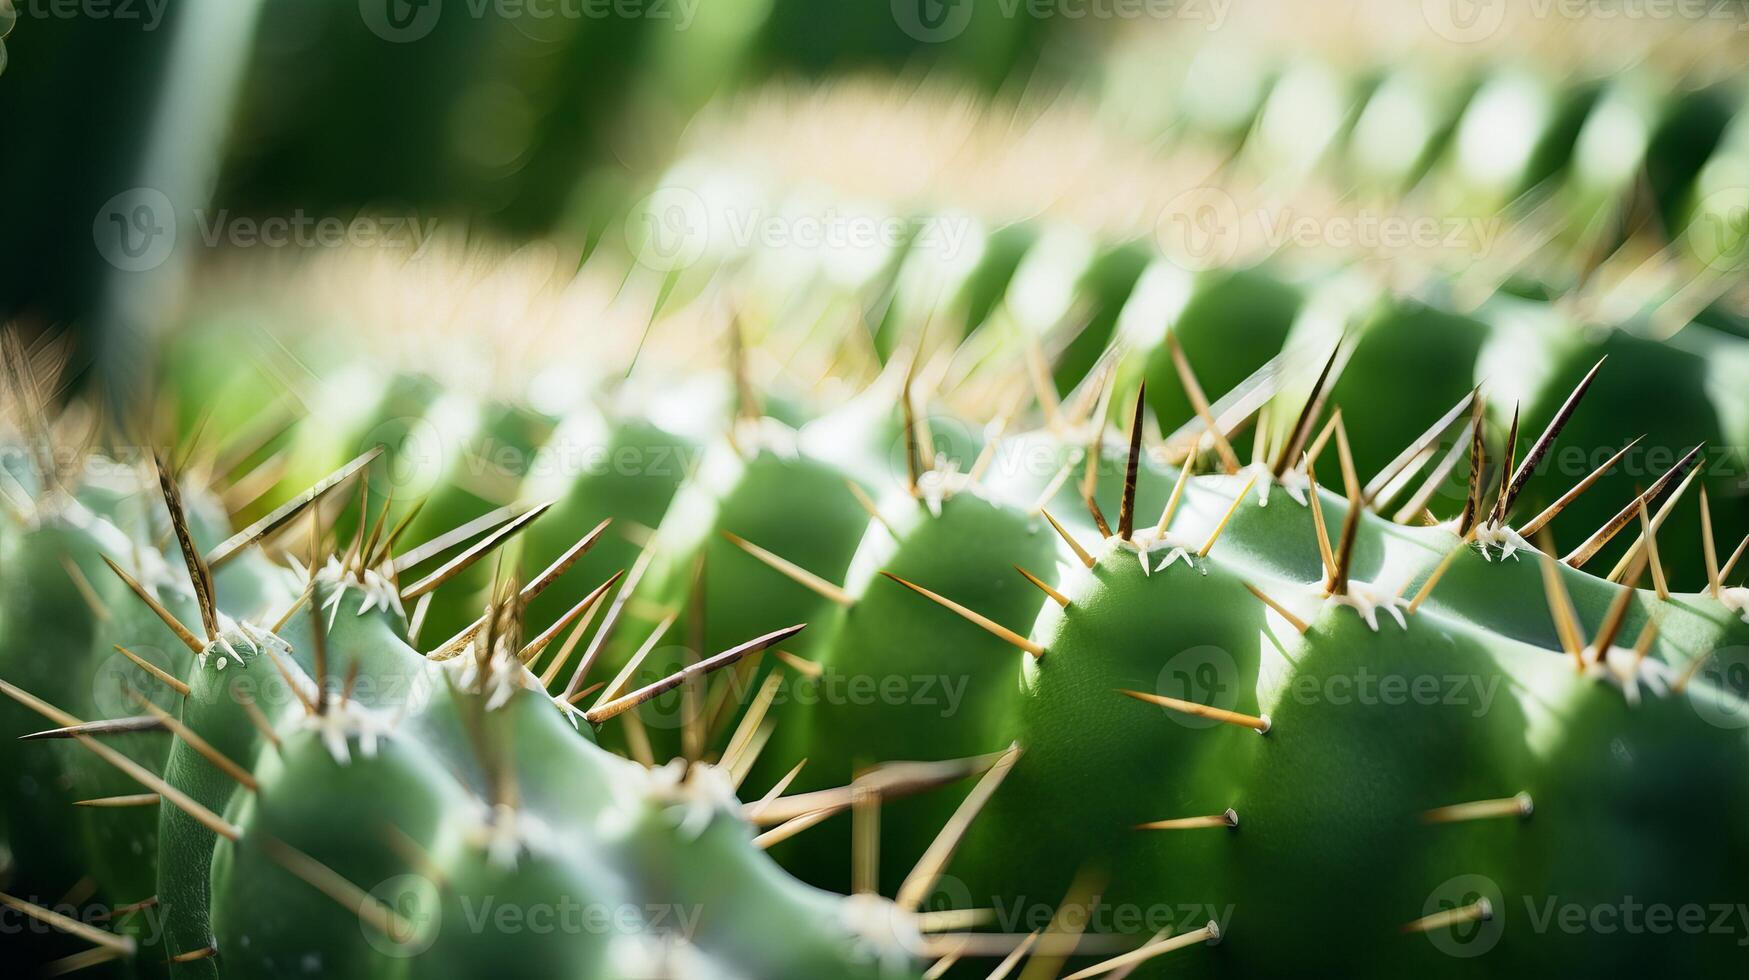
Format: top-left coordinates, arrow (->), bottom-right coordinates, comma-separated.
4,0 -> 1749,586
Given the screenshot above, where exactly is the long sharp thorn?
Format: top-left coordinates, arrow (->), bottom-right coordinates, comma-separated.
586,613 -> 677,710
1518,435 -> 1644,538
21,715 -> 166,740
523,517 -> 612,601
359,482 -> 393,575
1167,334 -> 1241,473
1591,551 -> 1647,665
539,593 -> 608,687
1537,544 -> 1588,668
1084,493 -> 1112,538
400,501 -> 553,600
1199,474 -> 1259,558
1457,396 -> 1487,536
1701,484 -> 1722,597
59,555 -> 110,622
1393,418 -> 1473,524
518,570 -> 624,663
391,502 -> 521,574
1135,808 -> 1239,831
127,689 -> 257,791
153,453 -> 218,642
1489,403 -> 1521,526
1015,565 -> 1070,609
846,479 -> 899,538
235,685 -> 282,751
1041,508 -> 1094,569
1607,460 -> 1704,582
902,349 -> 924,497
114,644 -> 190,696
1722,531 -> 1749,584
374,497 -> 428,568
1500,357 -> 1605,520
1155,454 -> 1195,536
749,759 -> 809,822
1272,339 -> 1343,479
309,585 -> 330,716
0,892 -> 135,956
100,555 -> 204,655
754,807 -> 838,850
1117,382 -> 1146,540
1407,544 -> 1466,614
1304,408 -> 1342,470
1328,420 -> 1362,595
206,447 -> 382,569
1061,922 -> 1222,979
895,744 -> 1022,914
748,750 -> 1010,824
1402,902 -> 1492,935
584,624 -> 806,724
1564,444 -> 1704,569
722,531 -> 854,606
1305,461 -> 1336,581
1243,581 -> 1309,634
1363,388 -> 1475,503
260,836 -> 419,945
721,671 -> 785,778
1423,792 -> 1534,824
1638,496 -> 1670,600
74,794 -> 161,808
0,679 -> 240,840
1078,367 -> 1112,506
984,929 -> 1040,980
562,535 -> 660,699
880,573 -> 1044,657
1120,688 -> 1270,733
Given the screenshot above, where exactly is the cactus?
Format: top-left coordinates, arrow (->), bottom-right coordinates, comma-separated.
0,344 -> 954,978
11,35 -> 1749,965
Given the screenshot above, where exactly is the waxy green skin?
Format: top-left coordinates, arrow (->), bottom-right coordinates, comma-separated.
768,489 -> 1060,894
598,438 -> 874,753
950,472 -> 1749,977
